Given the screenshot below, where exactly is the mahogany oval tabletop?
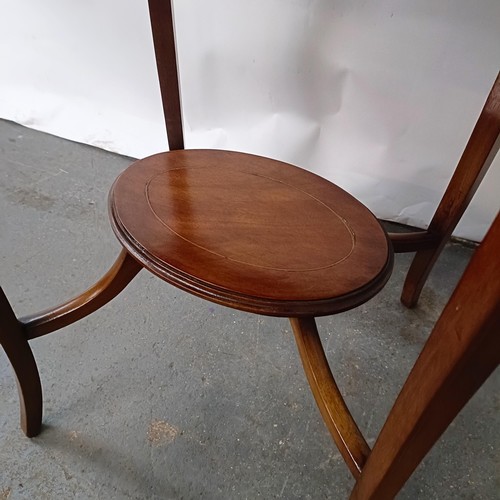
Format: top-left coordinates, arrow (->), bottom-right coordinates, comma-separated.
109,150 -> 393,316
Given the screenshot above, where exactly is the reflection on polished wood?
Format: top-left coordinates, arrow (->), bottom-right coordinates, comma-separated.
109,149 -> 393,317
107,142 -> 393,485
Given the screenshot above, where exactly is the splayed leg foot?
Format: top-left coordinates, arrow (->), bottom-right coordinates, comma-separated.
290,316 -> 370,477
0,288 -> 42,437
1,249 -> 142,436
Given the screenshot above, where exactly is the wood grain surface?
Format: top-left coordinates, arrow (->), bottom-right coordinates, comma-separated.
110,149 -> 393,316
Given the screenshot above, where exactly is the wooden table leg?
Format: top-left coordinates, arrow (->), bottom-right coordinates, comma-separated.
290,316 -> 370,477
1,249 -> 142,436
0,287 -> 42,437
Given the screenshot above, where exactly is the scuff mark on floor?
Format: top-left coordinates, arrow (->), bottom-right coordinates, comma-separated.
147,419 -> 179,447
0,487 -> 12,499
68,430 -> 80,442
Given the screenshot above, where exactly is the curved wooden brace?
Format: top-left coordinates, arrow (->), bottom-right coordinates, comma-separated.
1,250 -> 142,437
21,249 -> 142,340
0,287 -> 42,437
387,230 -> 439,253
290,317 -> 370,477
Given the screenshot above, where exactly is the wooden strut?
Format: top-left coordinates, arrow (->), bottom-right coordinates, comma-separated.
351,211 -> 500,499
386,230 -> 439,253
0,249 -> 142,436
380,74 -> 500,309
290,316 -> 371,477
0,287 -> 42,437
20,249 -> 142,340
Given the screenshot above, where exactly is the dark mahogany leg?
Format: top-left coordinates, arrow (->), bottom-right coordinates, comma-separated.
400,248 -> 443,308
0,287 -> 42,437
1,249 -> 142,436
290,316 -> 370,478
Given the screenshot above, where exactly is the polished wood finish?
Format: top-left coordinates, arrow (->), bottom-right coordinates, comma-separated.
291,317 -> 370,477
21,249 -> 142,340
1,251 -> 141,436
387,230 -> 439,253
389,73 -> 500,307
148,0 -> 184,150
109,149 -> 393,317
2,3 -> 495,498
0,288 -> 42,437
107,103 -> 392,474
351,211 -> 500,499
2,0 -> 392,444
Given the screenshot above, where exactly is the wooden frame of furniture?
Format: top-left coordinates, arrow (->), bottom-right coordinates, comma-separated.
1,0 -> 395,471
1,1 -> 498,497
351,210 -> 500,498
388,73 -> 499,307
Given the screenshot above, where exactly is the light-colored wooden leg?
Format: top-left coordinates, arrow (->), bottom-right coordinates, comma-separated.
290,316 -> 370,477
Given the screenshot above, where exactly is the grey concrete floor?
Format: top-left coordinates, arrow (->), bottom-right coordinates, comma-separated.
0,119 -> 498,499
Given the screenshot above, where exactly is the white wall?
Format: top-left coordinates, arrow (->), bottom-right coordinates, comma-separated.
1,0 -> 498,241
